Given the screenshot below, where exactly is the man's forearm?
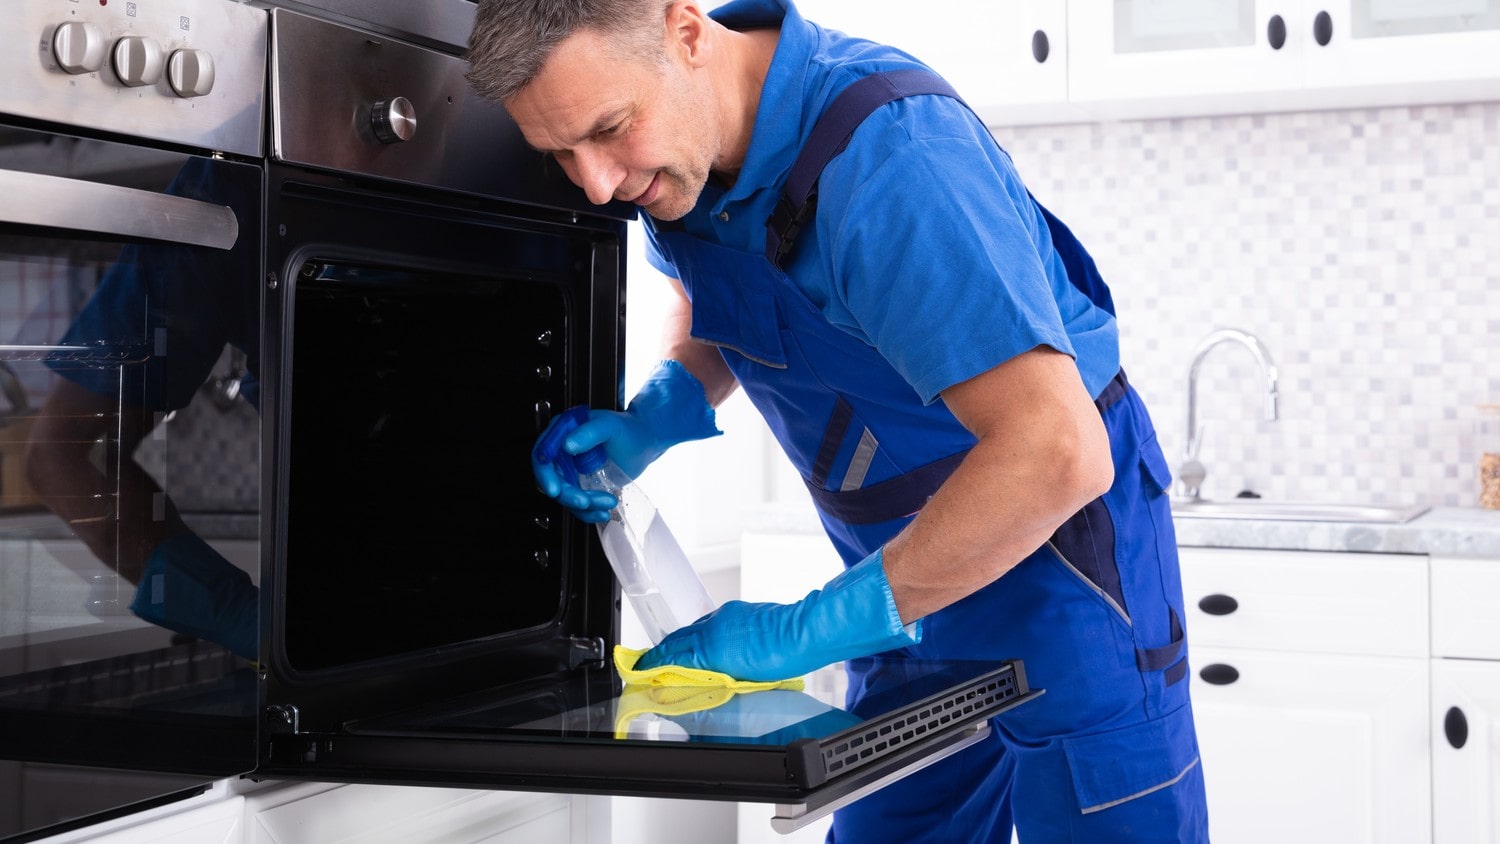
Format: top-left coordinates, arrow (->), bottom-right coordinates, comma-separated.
881,349 -> 1115,623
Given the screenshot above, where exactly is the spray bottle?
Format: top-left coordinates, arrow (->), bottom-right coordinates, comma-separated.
536,405 -> 715,644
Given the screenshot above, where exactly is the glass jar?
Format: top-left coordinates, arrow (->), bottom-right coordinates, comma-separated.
1480,405 -> 1500,510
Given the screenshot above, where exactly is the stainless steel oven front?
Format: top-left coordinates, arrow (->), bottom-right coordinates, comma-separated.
0,1 -> 268,839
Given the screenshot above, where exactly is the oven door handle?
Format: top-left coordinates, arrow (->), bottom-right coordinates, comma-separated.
0,168 -> 239,251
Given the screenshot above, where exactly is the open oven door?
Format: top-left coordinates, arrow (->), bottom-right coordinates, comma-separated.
253,164 -> 1044,831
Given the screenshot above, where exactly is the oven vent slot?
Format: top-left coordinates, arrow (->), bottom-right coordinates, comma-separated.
818,671 -> 1024,782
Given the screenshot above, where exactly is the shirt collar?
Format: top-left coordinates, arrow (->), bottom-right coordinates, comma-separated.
709,0 -> 817,204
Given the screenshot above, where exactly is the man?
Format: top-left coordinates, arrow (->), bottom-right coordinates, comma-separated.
468,1 -> 1208,840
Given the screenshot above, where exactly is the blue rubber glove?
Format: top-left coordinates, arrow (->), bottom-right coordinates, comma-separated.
130,532 -> 258,660
532,360 -> 721,523
636,548 -> 922,682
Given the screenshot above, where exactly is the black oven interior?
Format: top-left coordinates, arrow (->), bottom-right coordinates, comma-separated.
284,264 -> 570,669
266,171 -> 623,696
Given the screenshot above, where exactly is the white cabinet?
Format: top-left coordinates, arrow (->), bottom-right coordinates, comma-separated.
1431,556 -> 1500,843
1431,661 -> 1500,843
1308,0 -> 1500,94
1069,0 -> 1307,111
789,0 -> 1084,125
738,0 -> 1500,126
1179,548 -> 1432,844
1068,0 -> 1500,120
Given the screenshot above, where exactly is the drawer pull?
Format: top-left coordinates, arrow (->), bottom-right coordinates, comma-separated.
1267,15 -> 1288,50
1313,10 -> 1334,47
1199,664 -> 1240,685
1445,707 -> 1469,749
1198,594 -> 1239,616
1031,30 -> 1050,64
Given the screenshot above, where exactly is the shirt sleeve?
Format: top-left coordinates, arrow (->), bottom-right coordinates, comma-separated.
642,222 -> 680,279
804,96 -> 1081,405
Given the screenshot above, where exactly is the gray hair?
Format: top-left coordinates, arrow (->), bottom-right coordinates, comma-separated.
466,0 -> 675,103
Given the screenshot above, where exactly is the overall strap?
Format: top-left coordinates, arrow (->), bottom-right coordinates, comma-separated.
764,67 -> 1116,316
765,68 -> 961,270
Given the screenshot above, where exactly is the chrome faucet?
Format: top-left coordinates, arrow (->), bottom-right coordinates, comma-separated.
1180,328 -> 1280,500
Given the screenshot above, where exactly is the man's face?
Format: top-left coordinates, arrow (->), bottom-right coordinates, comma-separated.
505,27 -> 718,221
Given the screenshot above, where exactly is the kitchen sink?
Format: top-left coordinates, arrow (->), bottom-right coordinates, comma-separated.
1169,499 -> 1430,524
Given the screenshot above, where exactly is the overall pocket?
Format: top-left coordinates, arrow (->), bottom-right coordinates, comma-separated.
1062,701 -> 1201,815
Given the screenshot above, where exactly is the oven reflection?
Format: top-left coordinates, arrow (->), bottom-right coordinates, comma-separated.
13,157 -> 261,661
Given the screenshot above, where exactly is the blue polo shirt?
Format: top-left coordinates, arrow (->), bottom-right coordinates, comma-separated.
644,0 -> 1118,404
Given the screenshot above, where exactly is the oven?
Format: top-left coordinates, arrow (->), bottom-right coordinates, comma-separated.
1,3 -> 1040,840
0,1 -> 267,839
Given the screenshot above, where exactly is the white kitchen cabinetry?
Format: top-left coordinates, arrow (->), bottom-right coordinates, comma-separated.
1069,0 -> 1306,112
1308,0 -> 1500,95
1431,555 -> 1500,843
1179,547 -> 1431,844
1069,0 -> 1500,120
789,0 -> 1084,125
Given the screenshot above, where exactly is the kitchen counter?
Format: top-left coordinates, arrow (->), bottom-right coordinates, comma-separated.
742,502 -> 1500,558
1170,505 -> 1500,556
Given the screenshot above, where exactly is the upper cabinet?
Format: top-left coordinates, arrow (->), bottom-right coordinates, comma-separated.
1069,0 -> 1307,114
1307,0 -> 1500,92
789,0 -> 1500,126
1069,0 -> 1500,120
792,0 -> 1086,125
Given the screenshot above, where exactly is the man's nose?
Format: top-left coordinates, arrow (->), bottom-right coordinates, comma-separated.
569,146 -> 624,206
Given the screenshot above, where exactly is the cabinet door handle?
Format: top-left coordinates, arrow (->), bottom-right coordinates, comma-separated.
1445,706 -> 1469,749
1267,15 -> 1288,50
1199,663 -> 1240,685
1031,30 -> 1051,64
1313,11 -> 1334,46
1198,593 -> 1239,616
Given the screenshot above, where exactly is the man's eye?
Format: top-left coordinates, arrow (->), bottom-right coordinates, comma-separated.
598,123 -> 624,138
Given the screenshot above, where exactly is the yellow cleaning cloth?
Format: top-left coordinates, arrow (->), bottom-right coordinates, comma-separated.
613,645 -> 804,693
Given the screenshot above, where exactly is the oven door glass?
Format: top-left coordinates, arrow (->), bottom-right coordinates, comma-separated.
0,126 -> 262,838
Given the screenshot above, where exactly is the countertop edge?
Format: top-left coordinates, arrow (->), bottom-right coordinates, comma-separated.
741,504 -> 1500,559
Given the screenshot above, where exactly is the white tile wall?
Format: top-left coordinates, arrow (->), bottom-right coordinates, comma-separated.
997,102 -> 1500,507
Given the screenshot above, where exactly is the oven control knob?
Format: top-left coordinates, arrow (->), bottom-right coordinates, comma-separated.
167,49 -> 216,98
112,35 -> 165,87
52,21 -> 107,74
371,97 -> 417,144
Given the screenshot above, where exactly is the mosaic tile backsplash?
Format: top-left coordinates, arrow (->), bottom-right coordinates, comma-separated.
992,102 -> 1500,509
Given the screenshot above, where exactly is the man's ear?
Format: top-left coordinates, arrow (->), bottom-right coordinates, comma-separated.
666,0 -> 713,68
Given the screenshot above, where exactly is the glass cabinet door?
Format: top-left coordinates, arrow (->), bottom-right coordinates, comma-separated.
1069,0 -> 1306,105
1307,0 -> 1500,88
1111,0 -> 1259,53
1351,0 -> 1500,38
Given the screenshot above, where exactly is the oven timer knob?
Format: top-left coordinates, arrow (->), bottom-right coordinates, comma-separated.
371,97 -> 417,144
51,21 -> 107,75
112,35 -> 165,88
167,49 -> 215,98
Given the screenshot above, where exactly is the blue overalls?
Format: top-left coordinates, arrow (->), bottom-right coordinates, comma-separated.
643,2 -> 1209,838
648,220 -> 1207,842
647,132 -> 1206,844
